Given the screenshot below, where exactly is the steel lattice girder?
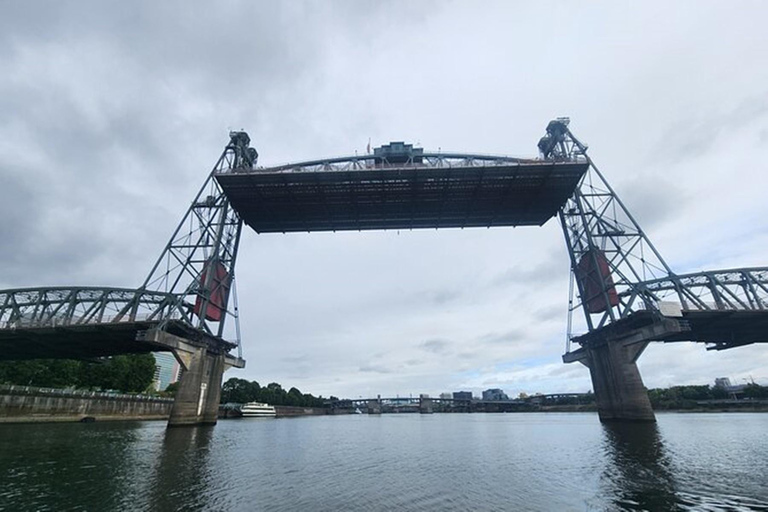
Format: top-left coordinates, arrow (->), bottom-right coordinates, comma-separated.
0,287 -> 180,328
0,286 -> 239,361
215,154 -> 588,233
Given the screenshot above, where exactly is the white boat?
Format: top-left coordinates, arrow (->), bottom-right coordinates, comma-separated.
240,402 -> 276,418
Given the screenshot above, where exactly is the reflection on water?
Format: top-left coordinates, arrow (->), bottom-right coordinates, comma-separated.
147,426 -> 216,512
600,422 -> 677,511
0,421 -> 164,511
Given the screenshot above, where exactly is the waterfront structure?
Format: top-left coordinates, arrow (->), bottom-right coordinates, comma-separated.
482,389 -> 509,401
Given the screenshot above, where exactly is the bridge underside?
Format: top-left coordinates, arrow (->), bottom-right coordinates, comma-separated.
0,320 -> 235,361
216,161 -> 588,233
570,309 -> 768,351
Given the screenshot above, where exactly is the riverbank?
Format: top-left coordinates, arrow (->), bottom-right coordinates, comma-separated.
0,384 -> 173,423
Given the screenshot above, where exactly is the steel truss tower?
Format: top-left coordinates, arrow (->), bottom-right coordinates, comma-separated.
141,132 -> 258,351
541,118 -> 768,353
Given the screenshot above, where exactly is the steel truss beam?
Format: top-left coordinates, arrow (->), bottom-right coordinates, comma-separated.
222,152 -> 538,176
0,287 -> 178,328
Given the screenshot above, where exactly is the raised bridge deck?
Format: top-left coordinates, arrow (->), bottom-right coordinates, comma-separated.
215,153 -> 588,233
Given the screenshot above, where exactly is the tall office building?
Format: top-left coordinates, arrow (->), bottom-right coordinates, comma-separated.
153,352 -> 182,391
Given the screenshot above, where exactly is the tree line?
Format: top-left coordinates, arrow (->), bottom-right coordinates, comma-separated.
220,377 -> 335,408
0,355 -> 157,394
647,383 -> 768,409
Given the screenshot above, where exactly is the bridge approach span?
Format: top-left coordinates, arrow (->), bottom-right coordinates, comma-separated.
0,286 -> 241,364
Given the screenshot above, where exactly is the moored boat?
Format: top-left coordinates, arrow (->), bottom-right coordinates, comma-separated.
241,402 -> 276,418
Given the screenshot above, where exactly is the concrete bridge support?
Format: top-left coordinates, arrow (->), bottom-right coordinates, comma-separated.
565,317 -> 695,422
142,329 -> 244,427
167,348 -> 226,427
564,338 -> 657,422
419,397 -> 433,414
584,340 -> 654,422
368,398 -> 382,414
564,318 -> 688,422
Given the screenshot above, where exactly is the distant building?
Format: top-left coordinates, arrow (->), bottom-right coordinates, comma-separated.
439,393 -> 452,400
373,142 -> 424,165
714,377 -> 732,388
453,391 -> 473,401
153,352 -> 182,391
482,388 -> 509,401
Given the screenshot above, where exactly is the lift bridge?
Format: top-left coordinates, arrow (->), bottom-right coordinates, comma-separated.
1,119 -> 766,425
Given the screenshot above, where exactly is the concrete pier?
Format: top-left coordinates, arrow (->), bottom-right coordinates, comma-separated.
142,328 -> 244,427
563,319 -> 681,422
564,317 -> 692,422
168,345 -> 216,427
564,315 -> 693,422
584,340 -> 654,422
368,398 -> 382,414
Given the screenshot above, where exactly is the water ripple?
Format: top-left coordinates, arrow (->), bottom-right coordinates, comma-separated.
0,413 -> 766,511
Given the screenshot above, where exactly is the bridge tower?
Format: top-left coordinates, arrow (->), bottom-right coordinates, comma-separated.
141,131 -> 257,426
542,119 -> 681,422
541,119 -> 768,422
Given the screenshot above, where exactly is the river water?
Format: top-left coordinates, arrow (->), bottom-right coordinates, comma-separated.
0,413 -> 766,511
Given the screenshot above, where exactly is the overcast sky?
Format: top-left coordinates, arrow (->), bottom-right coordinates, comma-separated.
2,1 -> 768,399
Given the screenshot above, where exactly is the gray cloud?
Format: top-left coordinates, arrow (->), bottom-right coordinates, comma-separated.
359,364 -> 394,374
649,97 -> 768,165
420,339 -> 452,354
490,256 -> 568,288
533,304 -> 564,323
478,329 -> 526,346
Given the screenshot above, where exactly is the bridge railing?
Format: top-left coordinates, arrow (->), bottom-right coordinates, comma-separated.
0,287 -> 183,330
221,152 -> 571,175
620,268 -> 768,313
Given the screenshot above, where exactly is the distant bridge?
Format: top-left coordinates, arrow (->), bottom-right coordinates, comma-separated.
330,393 -> 595,413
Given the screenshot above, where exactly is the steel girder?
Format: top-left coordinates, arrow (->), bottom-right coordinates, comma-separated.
222,152 -> 538,176
0,287 -> 179,329
631,268 -> 768,312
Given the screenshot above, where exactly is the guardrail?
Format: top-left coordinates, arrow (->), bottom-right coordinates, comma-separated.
0,384 -> 174,402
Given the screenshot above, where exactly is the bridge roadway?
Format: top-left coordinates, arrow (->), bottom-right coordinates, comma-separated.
215,154 -> 589,233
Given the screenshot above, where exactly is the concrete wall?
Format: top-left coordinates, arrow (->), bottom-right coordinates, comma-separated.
274,405 -> 329,417
0,385 -> 173,423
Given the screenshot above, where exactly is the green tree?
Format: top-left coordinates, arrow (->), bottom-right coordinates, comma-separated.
0,359 -> 80,388
164,382 -> 179,397
117,354 -> 157,393
287,387 -> 303,406
78,354 -> 156,393
743,383 -> 768,399
221,377 -> 259,403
